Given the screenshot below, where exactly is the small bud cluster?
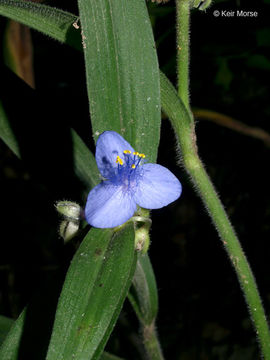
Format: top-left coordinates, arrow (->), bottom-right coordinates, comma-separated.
135,226 -> 150,253
132,214 -> 152,253
55,201 -> 81,242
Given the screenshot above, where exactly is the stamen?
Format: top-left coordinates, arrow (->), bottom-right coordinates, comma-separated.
123,150 -> 131,154
131,164 -> 136,169
116,155 -> 123,165
133,151 -> 140,156
139,153 -> 145,158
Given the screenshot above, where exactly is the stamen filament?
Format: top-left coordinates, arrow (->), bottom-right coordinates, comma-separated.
137,158 -> 142,166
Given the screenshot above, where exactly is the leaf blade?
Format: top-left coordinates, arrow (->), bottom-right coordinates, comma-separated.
0,311 -> 26,360
0,313 -> 125,360
128,254 -> 158,326
0,0 -> 81,50
1,0 -> 164,162
46,225 -> 136,360
0,99 -> 20,157
0,315 -> 14,347
77,0 -> 161,162
71,130 -> 99,191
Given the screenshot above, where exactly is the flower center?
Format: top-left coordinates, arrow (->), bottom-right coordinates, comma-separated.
110,149 -> 146,188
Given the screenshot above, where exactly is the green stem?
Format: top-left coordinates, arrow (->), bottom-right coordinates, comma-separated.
142,322 -> 164,360
174,2 -> 270,356
176,0 -> 190,109
160,72 -> 270,359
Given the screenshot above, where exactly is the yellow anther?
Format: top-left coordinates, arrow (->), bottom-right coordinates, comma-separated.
131,164 -> 136,169
116,156 -> 123,165
139,153 -> 146,158
133,151 -> 140,156
123,150 -> 131,154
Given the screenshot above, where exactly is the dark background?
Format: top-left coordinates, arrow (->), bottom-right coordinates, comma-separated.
0,0 -> 270,359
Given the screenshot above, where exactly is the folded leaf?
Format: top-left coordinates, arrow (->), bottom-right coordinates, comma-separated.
128,254 -> 158,326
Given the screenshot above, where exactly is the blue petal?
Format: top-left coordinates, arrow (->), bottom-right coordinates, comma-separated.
85,182 -> 137,228
134,164 -> 182,209
95,131 -> 135,178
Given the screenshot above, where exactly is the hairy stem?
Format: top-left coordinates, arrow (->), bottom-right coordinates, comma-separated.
160,71 -> 270,359
174,2 -> 270,356
176,0 -> 190,109
142,322 -> 164,360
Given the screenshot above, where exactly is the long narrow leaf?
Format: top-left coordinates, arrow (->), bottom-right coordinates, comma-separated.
0,99 -> 20,157
0,313 -> 124,360
77,0 -> 161,162
0,4 -> 163,358
128,254 -> 158,326
0,315 -> 14,347
46,225 -> 136,360
0,0 -> 81,50
0,311 -> 26,359
1,0 -> 185,136
71,130 -> 99,190
1,1 -> 161,161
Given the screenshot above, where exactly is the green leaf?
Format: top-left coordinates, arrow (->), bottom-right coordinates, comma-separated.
77,0 -> 161,162
0,99 -> 20,157
128,254 -> 158,326
0,316 -> 14,347
0,0 -> 176,145
1,0 -> 161,161
0,2 -> 187,152
0,0 -> 81,50
0,311 -> 26,359
71,130 -> 99,191
159,71 -> 192,130
0,313 -> 124,360
46,225 -> 136,360
0,5 -> 163,355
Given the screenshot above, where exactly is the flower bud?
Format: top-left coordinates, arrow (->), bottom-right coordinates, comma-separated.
59,220 -> 79,243
55,201 -> 81,243
135,226 -> 150,253
55,201 -> 81,221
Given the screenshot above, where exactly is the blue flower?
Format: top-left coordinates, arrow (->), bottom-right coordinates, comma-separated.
85,131 -> 182,228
